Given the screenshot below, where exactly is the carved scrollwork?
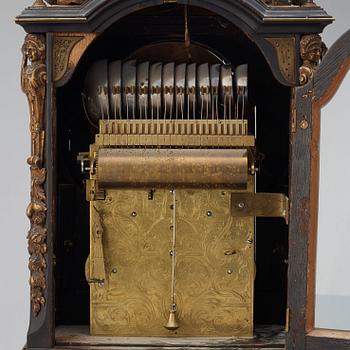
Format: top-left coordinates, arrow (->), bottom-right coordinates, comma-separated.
21,34 -> 47,317
54,36 -> 84,82
299,34 -> 323,85
54,33 -> 97,85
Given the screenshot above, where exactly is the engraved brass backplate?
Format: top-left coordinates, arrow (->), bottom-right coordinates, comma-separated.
89,190 -> 172,336
88,182 -> 254,337
174,188 -> 254,337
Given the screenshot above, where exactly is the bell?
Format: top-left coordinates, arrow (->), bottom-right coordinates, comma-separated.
164,310 -> 179,331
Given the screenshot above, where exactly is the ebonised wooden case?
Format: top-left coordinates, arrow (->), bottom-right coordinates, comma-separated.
16,1 -> 350,349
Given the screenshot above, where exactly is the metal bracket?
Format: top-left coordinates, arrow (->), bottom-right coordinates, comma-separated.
86,179 -> 106,201
77,152 -> 90,175
231,192 -> 289,224
85,255 -> 105,285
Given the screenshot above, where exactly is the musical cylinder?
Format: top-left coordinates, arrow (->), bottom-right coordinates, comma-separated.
96,148 -> 248,189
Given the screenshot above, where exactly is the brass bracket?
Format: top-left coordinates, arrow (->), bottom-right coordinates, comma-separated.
266,37 -> 296,85
77,152 -> 90,175
86,179 -> 105,201
85,255 -> 105,285
53,33 -> 97,84
231,192 -> 289,224
78,150 -> 105,201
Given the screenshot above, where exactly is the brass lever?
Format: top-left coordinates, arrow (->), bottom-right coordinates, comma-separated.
231,192 -> 289,224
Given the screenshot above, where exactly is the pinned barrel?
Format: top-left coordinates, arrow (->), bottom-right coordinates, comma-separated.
96,148 -> 248,189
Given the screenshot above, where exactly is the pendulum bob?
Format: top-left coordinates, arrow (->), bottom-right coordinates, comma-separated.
165,310 -> 179,331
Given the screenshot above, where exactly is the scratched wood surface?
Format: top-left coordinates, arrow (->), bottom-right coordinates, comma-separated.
287,29 -> 350,350
55,324 -> 285,348
305,29 -> 350,350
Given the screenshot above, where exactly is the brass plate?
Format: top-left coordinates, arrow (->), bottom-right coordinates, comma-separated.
89,180 -> 254,337
90,190 -> 172,336
174,189 -> 254,337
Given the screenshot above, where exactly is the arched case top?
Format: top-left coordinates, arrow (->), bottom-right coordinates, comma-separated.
16,0 -> 333,34
16,0 -> 333,87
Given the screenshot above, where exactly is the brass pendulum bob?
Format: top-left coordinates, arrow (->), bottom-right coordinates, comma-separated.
164,309 -> 179,331
165,189 -> 180,332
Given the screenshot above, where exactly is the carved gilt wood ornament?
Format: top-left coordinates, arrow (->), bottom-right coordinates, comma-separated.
53,33 -> 97,84
299,34 -> 323,85
21,34 -> 47,317
54,36 -> 84,82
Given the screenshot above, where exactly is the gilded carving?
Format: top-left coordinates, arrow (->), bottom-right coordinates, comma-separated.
54,36 -> 83,82
21,34 -> 47,317
54,33 -> 97,84
299,34 -> 323,85
267,37 -> 296,84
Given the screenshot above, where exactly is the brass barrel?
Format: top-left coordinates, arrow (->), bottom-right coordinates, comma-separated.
96,148 -> 248,189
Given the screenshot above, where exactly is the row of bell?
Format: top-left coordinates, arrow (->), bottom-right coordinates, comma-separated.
83,59 -> 248,125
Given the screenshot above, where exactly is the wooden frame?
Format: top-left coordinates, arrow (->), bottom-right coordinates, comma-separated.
287,29 -> 350,350
19,2 -> 350,350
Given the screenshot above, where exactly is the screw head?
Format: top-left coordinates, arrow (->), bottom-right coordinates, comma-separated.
227,269 -> 233,275
131,211 -> 137,217
300,120 -> 309,129
207,211 -> 213,217
238,202 -> 245,209
111,268 -> 117,274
